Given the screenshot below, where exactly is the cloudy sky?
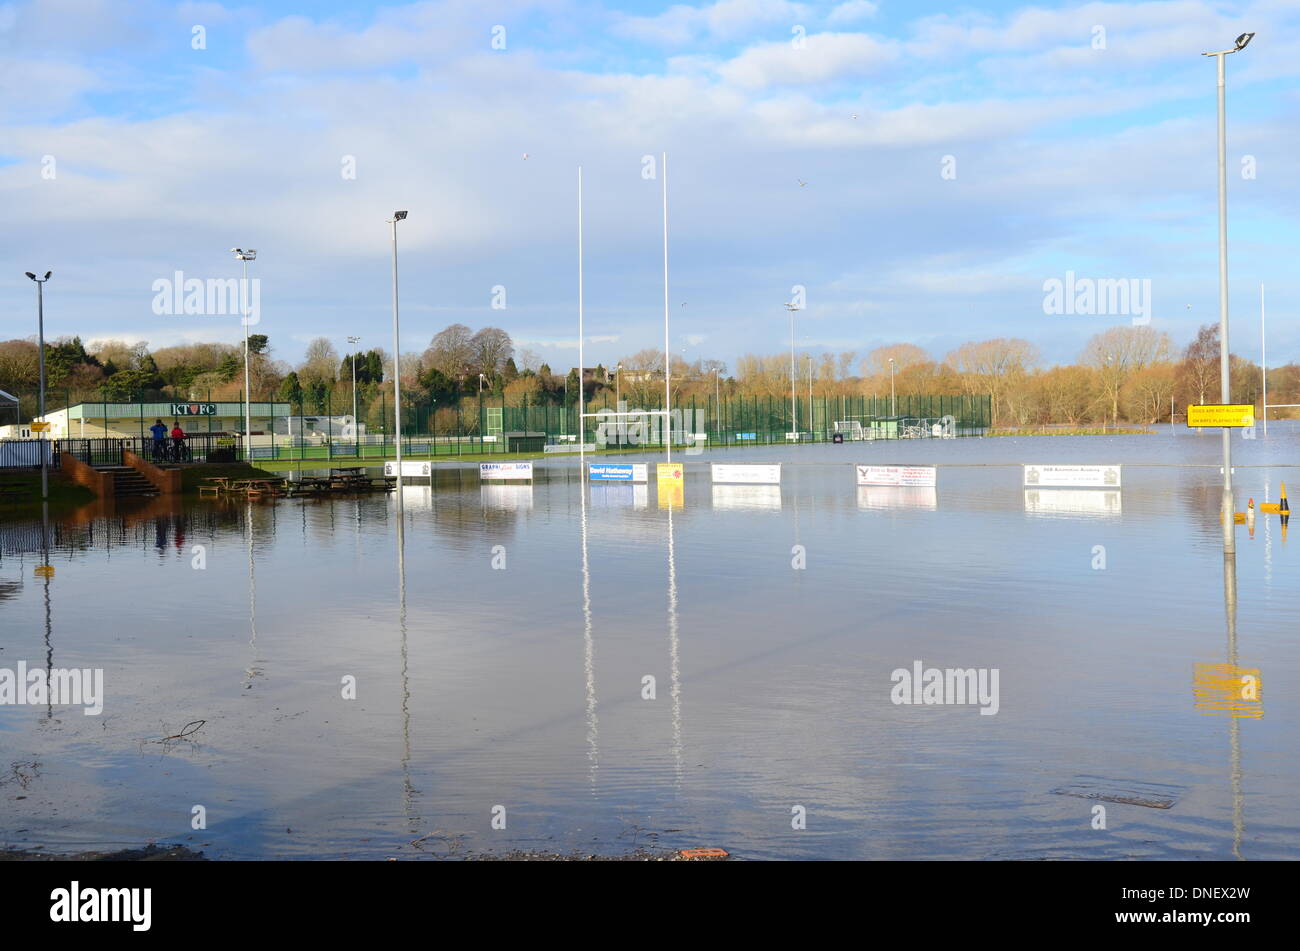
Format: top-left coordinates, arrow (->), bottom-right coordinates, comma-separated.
2,0 -> 1298,371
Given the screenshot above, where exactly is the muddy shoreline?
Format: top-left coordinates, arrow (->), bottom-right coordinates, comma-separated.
0,845 -> 729,862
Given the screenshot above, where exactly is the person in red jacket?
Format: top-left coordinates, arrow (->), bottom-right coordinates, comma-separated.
170,423 -> 187,462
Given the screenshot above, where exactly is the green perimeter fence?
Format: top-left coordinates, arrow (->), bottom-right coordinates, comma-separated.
31,388 -> 989,463
242,392 -> 991,463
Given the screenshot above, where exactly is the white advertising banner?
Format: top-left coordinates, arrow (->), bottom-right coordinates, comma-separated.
711,484 -> 782,511
711,463 -> 781,484
384,460 -> 431,477
481,484 -> 534,510
855,465 -> 937,487
1023,464 -> 1121,488
856,486 -> 938,511
479,461 -> 534,480
1024,489 -> 1122,516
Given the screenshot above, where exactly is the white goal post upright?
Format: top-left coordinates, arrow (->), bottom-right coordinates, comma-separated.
578,166 -> 585,457
661,151 -> 671,464
582,409 -> 673,451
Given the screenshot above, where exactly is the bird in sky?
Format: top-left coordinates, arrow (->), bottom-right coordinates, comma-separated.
522,153 -> 529,160
797,179 -> 807,187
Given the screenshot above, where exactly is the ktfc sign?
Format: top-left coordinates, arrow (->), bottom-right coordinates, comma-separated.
169,403 -> 218,416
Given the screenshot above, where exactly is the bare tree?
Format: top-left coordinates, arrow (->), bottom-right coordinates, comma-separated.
944,338 -> 1039,426
862,343 -> 929,378
1177,324 -> 1220,407
1082,326 -> 1170,428
299,337 -> 340,383
471,327 -> 513,378
422,324 -> 476,377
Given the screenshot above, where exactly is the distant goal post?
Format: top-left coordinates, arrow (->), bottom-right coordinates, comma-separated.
833,420 -> 865,440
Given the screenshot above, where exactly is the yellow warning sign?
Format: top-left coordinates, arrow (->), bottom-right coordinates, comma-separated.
34,565 -> 54,578
29,421 -> 50,433
1187,404 -> 1255,428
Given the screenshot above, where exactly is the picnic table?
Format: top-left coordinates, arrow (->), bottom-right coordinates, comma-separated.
198,476 -> 233,497
230,478 -> 286,499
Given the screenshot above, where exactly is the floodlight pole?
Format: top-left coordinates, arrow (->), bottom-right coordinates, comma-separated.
889,358 -> 897,417
29,273 -> 51,502
578,166 -> 585,456
1204,35 -> 1252,555
348,335 -> 361,443
389,211 -> 407,508
230,249 -> 257,458
241,255 -> 251,455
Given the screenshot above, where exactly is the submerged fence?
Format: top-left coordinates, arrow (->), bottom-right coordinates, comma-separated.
53,434 -> 240,467
235,393 -> 991,462
4,393 -> 989,465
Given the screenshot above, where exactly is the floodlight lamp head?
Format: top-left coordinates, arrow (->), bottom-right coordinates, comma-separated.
1235,32 -> 1254,50
44,272 -> 51,280
393,210 -> 408,221
25,272 -> 35,280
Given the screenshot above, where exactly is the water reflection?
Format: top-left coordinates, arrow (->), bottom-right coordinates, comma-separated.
3,433 -> 1298,860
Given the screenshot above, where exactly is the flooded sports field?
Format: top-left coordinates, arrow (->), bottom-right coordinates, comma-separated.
2,428 -> 1297,860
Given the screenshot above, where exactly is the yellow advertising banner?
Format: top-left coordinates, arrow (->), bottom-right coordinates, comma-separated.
657,482 -> 684,509
29,421 -> 50,433
1187,404 -> 1255,428
656,462 -> 684,485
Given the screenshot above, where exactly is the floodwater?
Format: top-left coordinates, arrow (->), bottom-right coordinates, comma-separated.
2,425 -> 1297,860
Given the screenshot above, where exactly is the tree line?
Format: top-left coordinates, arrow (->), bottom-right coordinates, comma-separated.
1,322 -> 1296,429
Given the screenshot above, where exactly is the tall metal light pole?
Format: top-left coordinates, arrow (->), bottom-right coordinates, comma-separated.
347,335 -> 361,443
616,364 -> 623,407
388,211 -> 408,504
24,271 -> 52,501
889,357 -> 897,417
1204,32 -> 1254,555
713,366 -> 721,434
230,249 -> 257,458
785,301 -> 799,437
661,153 -> 671,462
1260,284 -> 1267,437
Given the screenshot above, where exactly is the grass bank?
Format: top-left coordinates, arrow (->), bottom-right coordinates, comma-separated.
179,463 -> 278,493
0,470 -> 95,517
987,427 -> 1155,437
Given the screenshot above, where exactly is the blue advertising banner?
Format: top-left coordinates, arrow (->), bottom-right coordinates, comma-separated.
588,463 -> 648,482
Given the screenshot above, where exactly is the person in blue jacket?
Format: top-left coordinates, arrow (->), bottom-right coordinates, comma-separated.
148,419 -> 167,460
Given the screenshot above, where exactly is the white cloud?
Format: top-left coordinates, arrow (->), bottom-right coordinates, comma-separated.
826,1 -> 878,26
614,0 -> 811,46
717,31 -> 897,88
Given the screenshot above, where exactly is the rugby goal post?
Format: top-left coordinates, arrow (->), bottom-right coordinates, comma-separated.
581,409 -> 703,454
833,420 -> 865,441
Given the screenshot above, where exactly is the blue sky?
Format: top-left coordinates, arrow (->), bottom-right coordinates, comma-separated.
2,0 -> 1298,372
